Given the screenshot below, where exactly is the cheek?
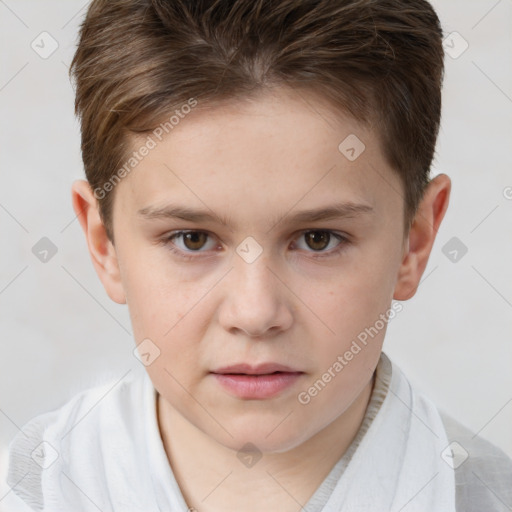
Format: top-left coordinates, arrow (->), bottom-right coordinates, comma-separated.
313,269 -> 394,340
122,257 -> 195,349
124,267 -> 213,375
306,249 -> 397,372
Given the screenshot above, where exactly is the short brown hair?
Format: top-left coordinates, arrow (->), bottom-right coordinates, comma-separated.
69,0 -> 445,243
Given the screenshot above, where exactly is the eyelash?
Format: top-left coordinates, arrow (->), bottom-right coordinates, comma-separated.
160,230 -> 350,261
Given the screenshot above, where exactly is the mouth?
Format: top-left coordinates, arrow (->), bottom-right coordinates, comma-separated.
210,363 -> 304,399
211,362 -> 302,376
220,371 -> 295,375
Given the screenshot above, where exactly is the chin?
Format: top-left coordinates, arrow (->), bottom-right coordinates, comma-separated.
213,422 -> 313,455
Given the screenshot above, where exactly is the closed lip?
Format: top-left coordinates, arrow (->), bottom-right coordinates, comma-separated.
211,363 -> 302,375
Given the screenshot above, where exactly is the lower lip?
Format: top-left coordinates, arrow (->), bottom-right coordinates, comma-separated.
212,372 -> 303,399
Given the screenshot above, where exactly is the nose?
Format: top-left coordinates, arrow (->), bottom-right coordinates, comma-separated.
217,252 -> 293,338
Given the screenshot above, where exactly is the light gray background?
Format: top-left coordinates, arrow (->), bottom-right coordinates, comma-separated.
1,1 -> 511,510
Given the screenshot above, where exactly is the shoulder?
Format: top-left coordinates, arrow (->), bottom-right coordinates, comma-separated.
6,368 -> 146,511
383,353 -> 512,511
438,409 -> 512,511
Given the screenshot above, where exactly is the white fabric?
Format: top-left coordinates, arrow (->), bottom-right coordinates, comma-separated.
320,353 -> 456,511
6,353 -> 459,511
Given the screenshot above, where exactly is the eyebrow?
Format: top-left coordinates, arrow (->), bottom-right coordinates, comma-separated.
137,202 -> 374,228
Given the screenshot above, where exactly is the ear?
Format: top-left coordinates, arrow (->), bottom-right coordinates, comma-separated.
71,180 -> 126,304
393,173 -> 451,301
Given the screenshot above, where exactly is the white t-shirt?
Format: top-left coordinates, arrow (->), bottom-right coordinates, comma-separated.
5,352 -> 512,511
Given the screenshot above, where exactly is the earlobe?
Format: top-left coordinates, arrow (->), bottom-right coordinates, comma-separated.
393,174 -> 451,301
71,180 -> 127,304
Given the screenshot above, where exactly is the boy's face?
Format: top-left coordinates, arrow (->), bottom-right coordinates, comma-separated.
101,87 -> 409,452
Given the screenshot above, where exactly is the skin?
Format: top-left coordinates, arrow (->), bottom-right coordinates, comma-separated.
72,85 -> 450,511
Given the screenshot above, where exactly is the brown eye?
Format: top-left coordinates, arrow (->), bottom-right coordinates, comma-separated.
304,231 -> 331,251
292,230 -> 349,258
162,230 -> 219,260
181,231 -> 208,250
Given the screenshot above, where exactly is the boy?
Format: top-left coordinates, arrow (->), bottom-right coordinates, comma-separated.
6,0 -> 512,510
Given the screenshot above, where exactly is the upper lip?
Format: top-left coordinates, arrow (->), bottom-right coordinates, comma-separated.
211,363 -> 301,375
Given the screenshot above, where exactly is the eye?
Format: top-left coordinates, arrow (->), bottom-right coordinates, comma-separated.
163,230 -> 218,258
292,230 -> 349,258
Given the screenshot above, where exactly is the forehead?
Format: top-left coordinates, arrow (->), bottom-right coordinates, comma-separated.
115,86 -> 402,229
